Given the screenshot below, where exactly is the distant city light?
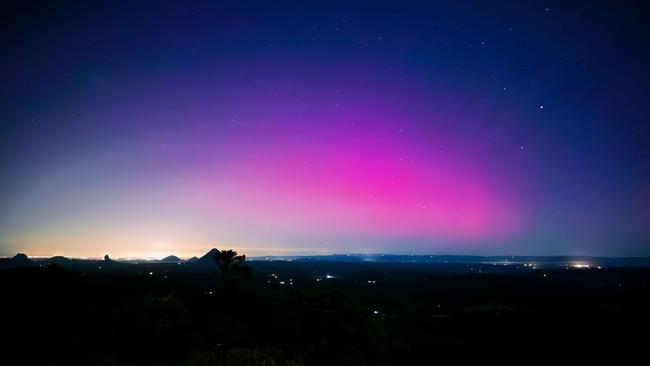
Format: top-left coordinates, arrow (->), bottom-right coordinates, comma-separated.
325,274 -> 334,279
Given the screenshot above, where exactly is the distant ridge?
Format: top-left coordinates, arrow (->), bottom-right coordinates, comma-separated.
197,248 -> 220,265
3,253 -> 649,268
160,255 -> 181,262
247,254 -> 650,267
50,256 -> 71,265
0,253 -> 37,269
13,253 -> 35,266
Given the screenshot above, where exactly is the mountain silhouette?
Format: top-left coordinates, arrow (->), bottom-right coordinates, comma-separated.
49,256 -> 71,266
197,248 -> 220,265
187,256 -> 199,262
161,255 -> 181,262
0,253 -> 37,269
13,253 -> 35,266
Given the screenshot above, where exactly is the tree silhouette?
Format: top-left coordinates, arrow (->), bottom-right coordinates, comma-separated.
213,249 -> 252,287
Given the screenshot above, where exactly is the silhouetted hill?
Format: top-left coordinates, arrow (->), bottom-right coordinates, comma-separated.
50,256 -> 71,265
197,248 -> 220,265
0,253 -> 37,269
161,255 -> 181,262
187,256 -> 199,262
15,253 -> 36,266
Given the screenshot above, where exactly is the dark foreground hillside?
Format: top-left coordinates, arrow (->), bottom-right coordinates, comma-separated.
1,260 -> 649,365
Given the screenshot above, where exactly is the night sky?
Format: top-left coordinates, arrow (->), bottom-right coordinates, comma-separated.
1,1 -> 649,258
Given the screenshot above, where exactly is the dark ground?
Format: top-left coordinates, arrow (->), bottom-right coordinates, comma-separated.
1,259 -> 649,365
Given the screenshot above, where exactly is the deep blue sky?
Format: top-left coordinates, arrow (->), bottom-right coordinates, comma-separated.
1,1 -> 649,257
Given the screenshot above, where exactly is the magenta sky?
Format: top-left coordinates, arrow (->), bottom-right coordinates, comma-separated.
2,2 -> 649,258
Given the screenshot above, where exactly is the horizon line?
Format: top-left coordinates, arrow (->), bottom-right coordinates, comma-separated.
4,252 -> 650,260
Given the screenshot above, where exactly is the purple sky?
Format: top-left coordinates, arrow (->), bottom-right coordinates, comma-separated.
1,2 -> 649,257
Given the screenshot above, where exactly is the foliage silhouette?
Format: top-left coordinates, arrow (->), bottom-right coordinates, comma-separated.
213,249 -> 252,288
